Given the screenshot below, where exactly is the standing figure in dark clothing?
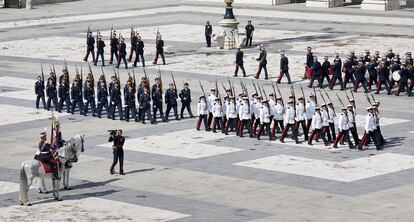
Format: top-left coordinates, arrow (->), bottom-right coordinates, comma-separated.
94,34 -> 105,66
109,32 -> 119,65
245,20 -> 254,47
70,79 -> 83,115
116,37 -> 128,69
330,58 -> 344,90
205,21 -> 212,47
97,80 -> 110,118
109,130 -> 125,175
35,75 -> 47,109
58,78 -> 71,113
139,87 -> 154,124
46,78 -> 58,111
255,46 -> 268,80
321,56 -> 331,85
234,47 -> 246,77
303,46 -> 314,79
84,31 -> 95,62
83,80 -> 96,116
308,56 -> 322,88
179,83 -> 193,119
153,35 -> 166,65
134,36 -> 145,67
277,52 -> 291,84
128,30 -> 138,62
165,83 -> 179,121
110,82 -> 124,120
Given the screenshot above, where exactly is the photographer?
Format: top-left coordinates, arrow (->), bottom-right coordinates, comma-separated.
108,130 -> 125,175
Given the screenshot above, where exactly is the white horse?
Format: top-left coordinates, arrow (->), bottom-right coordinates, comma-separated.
19,134 -> 85,206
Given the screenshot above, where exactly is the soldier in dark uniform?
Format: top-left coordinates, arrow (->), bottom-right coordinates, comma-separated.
396,62 -> 409,96
35,131 -> 58,179
153,35 -> 166,65
245,20 -> 254,47
83,80 -> 96,116
84,31 -> 95,62
136,78 -> 147,119
321,56 -> 331,85
277,52 -> 291,84
303,46 -> 314,79
58,78 -> 71,113
329,58 -> 344,90
234,47 -> 246,77
116,37 -> 128,69
179,83 -> 193,119
109,130 -> 125,175
46,78 -> 58,111
70,79 -> 83,114
35,75 -> 47,109
128,30 -> 138,62
108,76 -> 116,111
134,35 -> 145,67
97,80 -> 110,118
152,78 -> 165,122
110,82 -> 123,120
375,61 -> 391,95
94,35 -> 105,66
353,61 -> 368,93
364,50 -> 371,63
342,56 -> 355,89
165,83 -> 179,121
367,57 -> 378,90
139,86 -> 154,124
205,21 -> 212,47
109,32 -> 119,65
124,85 -> 138,122
255,46 -> 268,80
308,56 -> 322,88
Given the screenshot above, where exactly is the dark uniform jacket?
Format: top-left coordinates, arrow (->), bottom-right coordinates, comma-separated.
378,67 -> 389,81
110,38 -> 119,51
108,135 -> 125,149
58,83 -> 69,99
355,64 -> 366,81
245,24 -> 254,37
322,60 -> 330,76
83,85 -> 95,101
125,89 -> 136,106
400,68 -> 409,83
333,63 -> 342,77
236,51 -> 244,65
257,50 -> 267,66
312,61 -> 322,76
280,56 -> 289,72
179,88 -> 191,103
35,80 -> 45,95
137,40 -> 144,54
119,43 -> 127,57
110,87 -> 122,104
165,88 -> 177,105
97,40 -> 105,53
71,84 -> 81,101
87,36 -> 95,50
205,25 -> 212,36
97,85 -> 108,102
46,83 -> 57,98
306,52 -> 314,68
139,92 -> 151,108
130,36 -> 138,49
156,40 -> 164,53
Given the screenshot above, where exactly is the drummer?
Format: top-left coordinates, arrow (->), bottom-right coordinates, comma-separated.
395,62 -> 408,96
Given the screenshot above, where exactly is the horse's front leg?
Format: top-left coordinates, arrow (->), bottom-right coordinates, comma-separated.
64,169 -> 71,190
38,178 -> 48,194
54,179 -> 62,201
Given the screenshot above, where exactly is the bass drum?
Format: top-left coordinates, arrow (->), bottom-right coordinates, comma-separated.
392,71 -> 401,81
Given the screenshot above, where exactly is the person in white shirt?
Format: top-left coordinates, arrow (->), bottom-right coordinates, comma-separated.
272,97 -> 284,136
308,107 -> 328,146
279,100 -> 299,143
224,97 -> 237,135
211,98 -> 223,133
321,104 -> 331,143
327,102 -> 336,142
196,95 -> 209,131
296,97 -> 307,140
222,96 -> 229,130
207,88 -> 217,127
257,100 -> 274,140
333,107 -> 354,149
372,102 -> 385,145
305,94 -> 316,139
239,97 -> 254,138
253,96 -> 263,135
344,104 -> 360,145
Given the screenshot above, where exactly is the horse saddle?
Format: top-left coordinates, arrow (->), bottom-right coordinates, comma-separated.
40,159 -> 59,174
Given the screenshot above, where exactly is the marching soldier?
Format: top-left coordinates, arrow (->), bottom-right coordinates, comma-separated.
128,30 -> 138,62
110,82 -> 123,120
396,62 -> 409,96
179,83 -> 193,119
305,94 -> 316,139
139,86 -> 153,124
70,79 -> 83,114
327,102 -> 336,143
58,78 -> 71,113
308,107 -> 328,146
321,104 -> 332,143
196,95 -> 209,131
333,107 -> 354,149
109,130 -> 125,175
277,52 -> 291,84
257,100 -> 274,140
359,107 -> 381,150
134,36 -> 145,67
207,88 -> 216,127
234,47 -> 246,77
345,104 -> 359,145
116,37 -> 128,69
321,56 -> 331,85
271,97 -> 284,136
35,75 -> 47,109
94,34 -> 105,66
205,21 -> 212,48
152,78 -> 165,122
165,83 -> 179,121
83,80 -> 96,116
296,97 -> 307,140
96,80 -> 110,118
367,57 -> 378,90
224,97 -> 237,135
353,61 -> 368,93
238,97 -> 253,138
84,31 -> 95,62
153,34 -> 166,65
211,98 -> 223,133
308,56 -> 322,88
342,55 -> 355,89
329,58 -> 344,90
46,77 -> 58,111
124,85 -> 138,122
303,46 -> 314,80
245,20 -> 254,47
252,96 -> 263,135
280,100 -> 299,143
375,60 -> 391,95
109,31 -> 119,65
255,46 -> 268,80
364,49 -> 371,63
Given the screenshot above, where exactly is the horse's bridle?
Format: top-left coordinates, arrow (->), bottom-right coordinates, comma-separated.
59,137 -> 84,164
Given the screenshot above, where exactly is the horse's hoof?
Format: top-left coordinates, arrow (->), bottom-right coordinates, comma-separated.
54,197 -> 58,200
44,191 -> 49,194
38,190 -> 43,194
58,198 -> 63,201
27,203 -> 32,206
67,187 -> 71,190
19,202 -> 23,206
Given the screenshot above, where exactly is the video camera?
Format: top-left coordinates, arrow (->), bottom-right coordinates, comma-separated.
108,130 -> 120,136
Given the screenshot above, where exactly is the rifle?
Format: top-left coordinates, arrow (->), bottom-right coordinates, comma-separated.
323,89 -> 335,113
130,26 -> 133,39
52,64 -> 56,76
64,59 -> 68,71
290,85 -> 296,113
227,75 -> 233,96
275,83 -> 284,109
271,82 -> 277,98
80,67 -> 83,98
313,86 -> 318,105
262,87 -> 268,100
199,80 -> 206,99
215,80 -> 222,106
101,66 -> 108,92
350,89 -> 355,101
110,25 -> 113,42
252,80 -> 258,95
319,90 -> 327,104
170,71 -> 178,97
258,83 -> 263,98
336,93 -> 345,107
231,81 -> 236,99
158,66 -> 163,97
370,93 -> 376,103
221,82 -> 227,94
86,25 -> 90,44
155,26 -> 160,44
365,93 -> 372,105
40,65 -> 45,84
300,83 -> 306,112
132,70 -> 136,93
345,90 -> 351,103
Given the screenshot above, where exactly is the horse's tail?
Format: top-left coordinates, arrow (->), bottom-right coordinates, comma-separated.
19,163 -> 28,204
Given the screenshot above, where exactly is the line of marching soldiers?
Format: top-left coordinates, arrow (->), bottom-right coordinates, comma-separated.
301,47 -> 414,96
196,84 -> 385,151
34,66 -> 194,123
83,27 -> 166,69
